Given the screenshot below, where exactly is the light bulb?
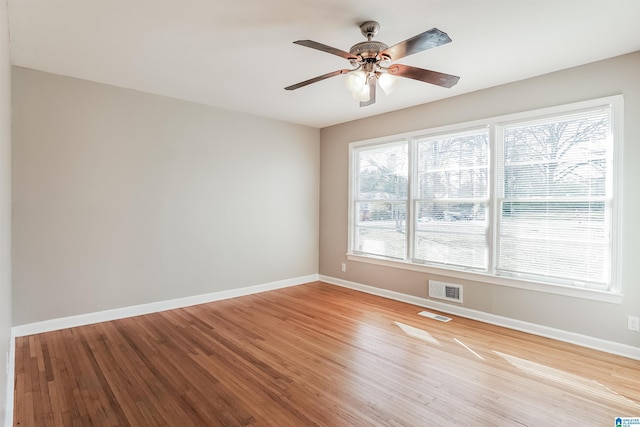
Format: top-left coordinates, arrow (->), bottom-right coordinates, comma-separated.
378,73 -> 398,95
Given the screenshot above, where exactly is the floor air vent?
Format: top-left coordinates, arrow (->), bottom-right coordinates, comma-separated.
429,280 -> 463,303
418,310 -> 451,322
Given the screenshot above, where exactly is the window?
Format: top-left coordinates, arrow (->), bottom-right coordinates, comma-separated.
496,109 -> 613,287
349,97 -> 622,297
353,141 -> 408,260
414,128 -> 489,270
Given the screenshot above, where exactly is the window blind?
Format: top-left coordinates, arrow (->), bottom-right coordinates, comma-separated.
496,108 -> 612,288
413,129 -> 489,270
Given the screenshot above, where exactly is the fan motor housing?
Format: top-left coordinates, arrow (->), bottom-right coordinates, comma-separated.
349,41 -> 388,60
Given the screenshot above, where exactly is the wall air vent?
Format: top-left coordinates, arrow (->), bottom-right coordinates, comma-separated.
428,280 -> 463,303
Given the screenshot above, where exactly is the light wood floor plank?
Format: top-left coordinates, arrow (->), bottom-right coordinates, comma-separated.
13,282 -> 640,426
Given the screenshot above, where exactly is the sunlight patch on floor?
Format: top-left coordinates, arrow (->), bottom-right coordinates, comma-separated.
454,338 -> 485,360
495,351 -> 640,409
394,321 -> 440,345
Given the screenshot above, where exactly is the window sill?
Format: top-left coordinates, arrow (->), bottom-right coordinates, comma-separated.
346,253 -> 623,304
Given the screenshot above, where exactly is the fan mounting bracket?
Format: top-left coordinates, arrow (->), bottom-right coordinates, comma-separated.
359,21 -> 380,39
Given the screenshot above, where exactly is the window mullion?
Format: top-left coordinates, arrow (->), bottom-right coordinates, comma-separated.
490,124 -> 500,276
407,138 -> 415,262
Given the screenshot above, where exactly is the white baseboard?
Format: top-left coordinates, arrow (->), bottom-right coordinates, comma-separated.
12,274 -> 319,338
320,275 -> 640,361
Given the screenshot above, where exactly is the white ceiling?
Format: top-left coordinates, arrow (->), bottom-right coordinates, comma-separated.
7,0 -> 640,128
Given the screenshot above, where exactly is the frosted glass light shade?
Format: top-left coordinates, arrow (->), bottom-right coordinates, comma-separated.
378,73 -> 398,95
352,84 -> 370,102
345,70 -> 367,93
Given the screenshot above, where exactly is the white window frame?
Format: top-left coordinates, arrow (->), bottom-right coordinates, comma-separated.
347,95 -> 623,303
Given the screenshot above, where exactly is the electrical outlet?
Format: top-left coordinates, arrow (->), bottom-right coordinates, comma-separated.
341,263 -> 347,272
628,315 -> 640,332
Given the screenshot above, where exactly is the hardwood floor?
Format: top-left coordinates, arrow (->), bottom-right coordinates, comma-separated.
13,281 -> 640,426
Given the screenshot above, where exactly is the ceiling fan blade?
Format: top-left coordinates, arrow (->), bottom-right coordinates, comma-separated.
360,75 -> 376,107
388,64 -> 460,88
293,40 -> 359,60
285,69 -> 352,91
381,28 -> 452,61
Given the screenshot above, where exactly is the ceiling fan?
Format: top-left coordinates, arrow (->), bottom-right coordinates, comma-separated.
285,21 -> 460,107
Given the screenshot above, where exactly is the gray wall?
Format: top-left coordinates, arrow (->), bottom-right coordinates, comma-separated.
0,0 -> 10,423
320,51 -> 640,348
12,67 -> 320,325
